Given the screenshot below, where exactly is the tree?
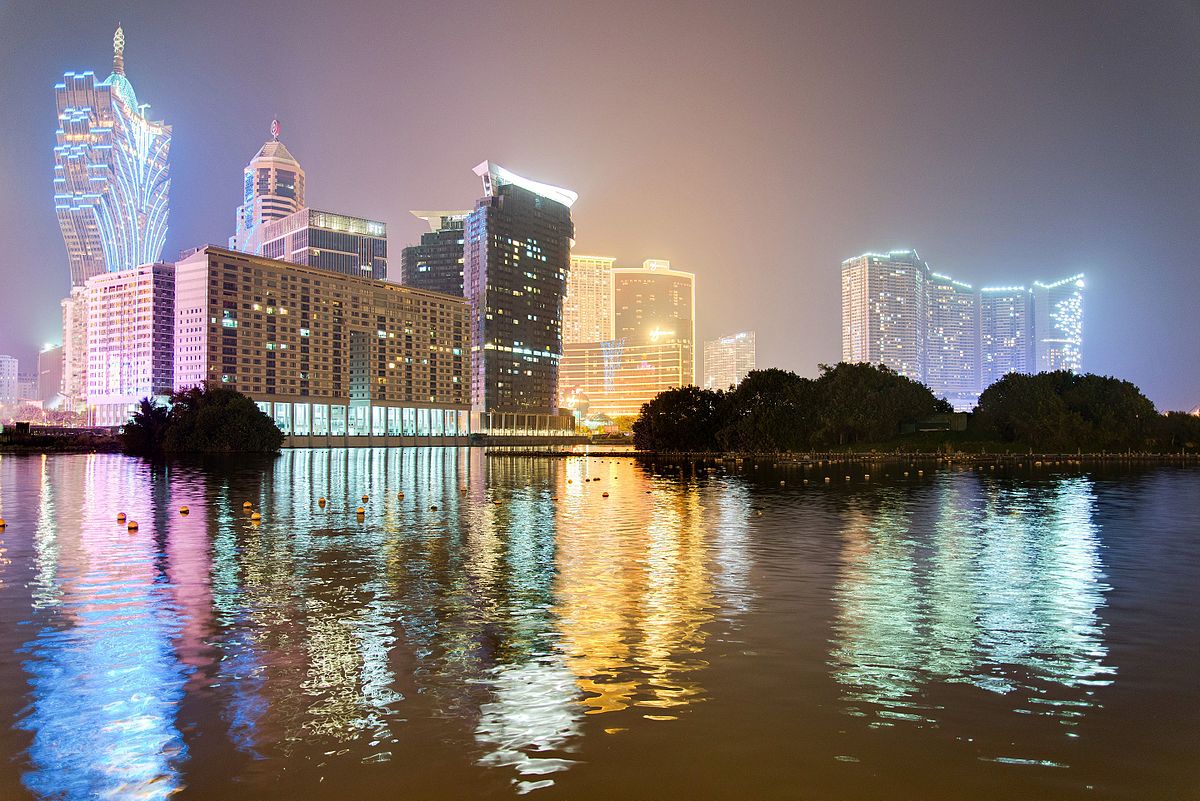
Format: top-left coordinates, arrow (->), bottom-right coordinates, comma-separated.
716,369 -> 818,452
120,385 -> 283,455
810,362 -> 950,446
632,386 -> 727,451
122,397 -> 172,454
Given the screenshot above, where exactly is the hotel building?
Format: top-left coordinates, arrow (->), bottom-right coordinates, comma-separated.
174,247 -> 470,444
60,288 -> 89,410
237,208 -> 388,280
925,273 -> 980,410
84,262 -> 175,426
703,331 -> 756,390
979,286 -> 1033,387
0,356 -> 17,404
560,340 -> 688,419
840,250 -> 928,382
53,26 -> 171,287
612,260 -> 696,385
463,162 -> 576,435
1032,274 -> 1085,372
401,211 -> 468,296
564,255 -> 616,344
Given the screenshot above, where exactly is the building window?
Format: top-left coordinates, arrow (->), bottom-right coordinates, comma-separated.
403,407 -> 416,437
312,403 -> 329,436
293,403 -> 311,436
273,402 -> 291,435
331,404 -> 347,436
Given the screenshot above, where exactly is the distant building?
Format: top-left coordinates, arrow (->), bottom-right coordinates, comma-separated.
703,331 -> 756,390
612,259 -> 696,386
236,207 -> 388,280
925,273 -> 980,411
560,339 -> 687,418
0,356 -> 18,403
38,345 -> 65,405
230,119 -> 305,251
1032,274 -> 1084,373
85,262 -> 175,426
16,374 -> 39,402
564,255 -> 616,344
841,250 -> 929,382
61,288 -> 88,410
463,162 -> 576,434
979,286 -> 1033,388
54,26 -> 171,287
401,211 -> 468,296
174,247 -> 470,444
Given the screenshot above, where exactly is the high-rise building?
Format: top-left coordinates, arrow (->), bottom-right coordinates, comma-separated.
979,286 -> 1033,388
0,356 -> 18,404
703,331 -> 756,390
925,273 -> 980,410
61,288 -> 89,410
401,211 -> 469,296
174,247 -> 470,443
38,345 -> 65,405
230,120 -> 305,250
1032,274 -> 1085,373
841,250 -> 929,382
85,262 -> 176,426
463,162 -> 576,434
236,208 -> 388,280
612,259 -> 696,385
54,26 -> 171,287
564,255 -> 616,344
560,340 -> 688,418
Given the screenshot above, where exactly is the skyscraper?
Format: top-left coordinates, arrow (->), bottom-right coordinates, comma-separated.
60,288 -> 88,410
1032,274 -> 1085,372
230,120 -> 305,251
54,26 -> 171,286
401,211 -> 469,296
463,162 -> 576,433
38,345 -> 65,405
925,273 -> 980,410
564,255 -> 616,344
979,286 -> 1033,388
0,356 -> 18,404
612,260 -> 696,385
841,250 -> 929,381
703,331 -> 756,390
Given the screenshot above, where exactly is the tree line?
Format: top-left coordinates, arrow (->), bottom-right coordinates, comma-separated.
631,363 -> 1200,453
123,385 -> 284,455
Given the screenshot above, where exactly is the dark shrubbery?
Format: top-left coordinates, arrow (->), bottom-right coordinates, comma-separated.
122,385 -> 283,455
632,362 -> 950,452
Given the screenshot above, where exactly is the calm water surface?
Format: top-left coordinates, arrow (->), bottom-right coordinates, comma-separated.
0,450 -> 1196,800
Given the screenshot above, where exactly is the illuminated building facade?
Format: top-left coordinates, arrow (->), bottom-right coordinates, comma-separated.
560,339 -> 687,418
174,247 -> 470,444
564,255 -> 615,344
230,120 -> 305,250
925,273 -> 980,410
235,208 -> 387,280
1032,274 -> 1085,373
54,26 -> 171,287
463,162 -> 576,434
703,331 -> 756,390
84,262 -> 175,426
612,260 -> 696,385
401,211 -> 469,296
38,345 -> 65,405
979,286 -> 1033,387
60,288 -> 89,410
0,356 -> 17,403
841,250 -> 928,381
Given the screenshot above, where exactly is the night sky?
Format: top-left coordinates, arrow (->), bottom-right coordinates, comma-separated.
0,0 -> 1197,409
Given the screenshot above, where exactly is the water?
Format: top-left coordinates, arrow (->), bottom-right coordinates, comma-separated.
0,450 -> 1196,800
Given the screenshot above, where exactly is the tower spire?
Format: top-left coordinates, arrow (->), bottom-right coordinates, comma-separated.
113,24 -> 125,75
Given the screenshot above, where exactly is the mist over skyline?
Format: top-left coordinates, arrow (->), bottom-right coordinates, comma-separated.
1,0 -> 1197,409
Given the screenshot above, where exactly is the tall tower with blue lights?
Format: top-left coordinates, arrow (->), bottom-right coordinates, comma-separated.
53,25 -> 172,286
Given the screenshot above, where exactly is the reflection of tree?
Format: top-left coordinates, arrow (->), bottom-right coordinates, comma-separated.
830,474 -> 1113,728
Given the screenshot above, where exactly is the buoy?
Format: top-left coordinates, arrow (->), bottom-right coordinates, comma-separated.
127,520 -> 139,530
397,491 -> 405,499
362,495 -> 369,503
917,470 -> 924,476
903,471 -> 909,477
243,501 -> 253,509
356,507 -> 365,515
318,497 -> 326,506
568,479 -> 573,484
179,506 -> 189,515
803,479 -> 809,484
780,480 -> 786,485
116,513 -> 126,522
646,490 -> 651,494
250,512 -> 262,521
430,505 -> 438,511
864,475 -> 870,480
493,499 -> 502,505
550,496 -> 559,501
824,477 -> 831,483
845,475 -> 851,481
0,518 -> 6,528
602,492 -> 609,497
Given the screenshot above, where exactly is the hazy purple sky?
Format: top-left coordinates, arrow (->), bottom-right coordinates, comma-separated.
1,0 -> 1197,409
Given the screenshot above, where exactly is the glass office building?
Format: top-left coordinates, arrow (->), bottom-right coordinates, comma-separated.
401,211 -> 469,296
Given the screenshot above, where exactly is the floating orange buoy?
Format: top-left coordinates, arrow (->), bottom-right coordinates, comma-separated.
116,513 -> 126,522
430,505 -> 438,511
493,499 -> 502,505
397,492 -> 405,499
318,497 -> 326,506
550,497 -> 559,501
362,495 -> 369,503
356,507 -> 365,515
567,479 -> 573,484
243,501 -> 253,509
0,518 -> 6,528
127,520 -> 139,530
602,492 -> 609,497
250,512 -> 262,521
179,506 -> 189,515
824,477 -> 831,483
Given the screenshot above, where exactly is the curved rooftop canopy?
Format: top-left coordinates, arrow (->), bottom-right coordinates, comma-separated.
473,161 -> 577,209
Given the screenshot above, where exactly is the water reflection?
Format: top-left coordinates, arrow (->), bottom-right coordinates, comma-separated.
830,473 -> 1113,735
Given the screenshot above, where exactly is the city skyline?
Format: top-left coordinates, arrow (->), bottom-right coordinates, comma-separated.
1,3 -> 1198,410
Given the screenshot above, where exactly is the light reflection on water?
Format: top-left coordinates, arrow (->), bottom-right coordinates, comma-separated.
0,451 -> 1195,800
